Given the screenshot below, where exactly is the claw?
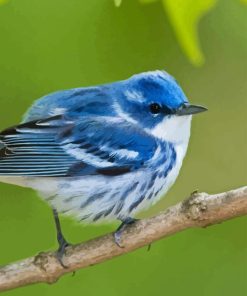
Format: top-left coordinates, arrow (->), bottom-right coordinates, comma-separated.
114,231 -> 124,248
113,217 -> 138,248
56,237 -> 70,268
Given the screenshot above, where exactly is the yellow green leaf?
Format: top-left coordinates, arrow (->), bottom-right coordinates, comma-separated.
0,0 -> 8,4
162,0 -> 217,66
114,0 -> 122,7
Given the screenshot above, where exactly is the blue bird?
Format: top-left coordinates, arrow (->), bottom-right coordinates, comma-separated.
0,70 -> 206,263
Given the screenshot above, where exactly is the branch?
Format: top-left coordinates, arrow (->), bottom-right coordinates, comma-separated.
0,186 -> 246,292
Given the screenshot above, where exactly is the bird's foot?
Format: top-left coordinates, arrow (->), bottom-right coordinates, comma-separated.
52,208 -> 71,268
114,217 -> 139,248
56,234 -> 71,268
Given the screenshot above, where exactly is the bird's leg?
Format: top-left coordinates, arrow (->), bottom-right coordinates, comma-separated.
114,217 -> 139,248
52,208 -> 70,268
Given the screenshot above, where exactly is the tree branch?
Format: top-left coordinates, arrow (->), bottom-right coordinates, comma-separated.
0,186 -> 246,292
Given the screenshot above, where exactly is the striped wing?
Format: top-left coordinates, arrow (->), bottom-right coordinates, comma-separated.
0,115 -> 156,177
0,116 -> 77,176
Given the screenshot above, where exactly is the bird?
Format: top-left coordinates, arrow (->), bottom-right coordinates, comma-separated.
0,70 -> 207,264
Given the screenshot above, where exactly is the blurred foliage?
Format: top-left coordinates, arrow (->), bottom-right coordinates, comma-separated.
0,0 -> 8,5
162,0 -> 216,65
115,0 -> 247,66
1,0 -> 246,65
114,0 -> 122,7
1,0 -> 247,66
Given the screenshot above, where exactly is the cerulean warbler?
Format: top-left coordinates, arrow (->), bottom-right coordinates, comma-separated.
0,70 -> 207,262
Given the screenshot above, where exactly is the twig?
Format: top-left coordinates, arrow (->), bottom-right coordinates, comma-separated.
0,186 -> 246,292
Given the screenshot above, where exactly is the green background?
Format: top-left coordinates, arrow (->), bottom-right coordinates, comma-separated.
0,0 -> 246,295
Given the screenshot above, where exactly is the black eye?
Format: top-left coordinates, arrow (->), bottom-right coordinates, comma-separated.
149,103 -> 162,114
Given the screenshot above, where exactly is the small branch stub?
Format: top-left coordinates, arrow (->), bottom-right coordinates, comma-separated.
0,186 -> 246,292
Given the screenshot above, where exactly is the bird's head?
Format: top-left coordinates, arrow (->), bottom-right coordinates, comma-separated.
115,70 -> 207,144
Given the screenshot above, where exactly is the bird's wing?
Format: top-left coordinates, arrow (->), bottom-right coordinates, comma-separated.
0,115 -> 157,177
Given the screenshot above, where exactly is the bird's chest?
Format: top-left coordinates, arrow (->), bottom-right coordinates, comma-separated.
150,153 -> 182,203
130,143 -> 185,214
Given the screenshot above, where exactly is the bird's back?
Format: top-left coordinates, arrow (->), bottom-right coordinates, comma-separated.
23,85 -> 115,122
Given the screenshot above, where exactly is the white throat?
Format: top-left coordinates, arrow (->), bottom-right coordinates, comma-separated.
148,115 -> 192,145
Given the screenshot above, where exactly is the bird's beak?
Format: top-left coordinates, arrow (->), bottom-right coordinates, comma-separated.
176,103 -> 208,116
